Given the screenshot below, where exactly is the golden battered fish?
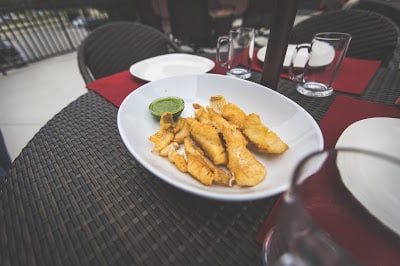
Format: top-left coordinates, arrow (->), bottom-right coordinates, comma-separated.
193,105 -> 211,124
186,153 -> 215,185
159,142 -> 188,173
188,119 -> 227,165
168,150 -> 187,173
243,113 -> 289,154
173,118 -> 190,144
149,112 -> 175,153
183,136 -> 204,156
149,95 -> 287,188
221,126 -> 266,187
203,106 -> 264,186
217,98 -> 288,154
159,141 -> 179,157
184,138 -> 231,186
207,107 -> 245,144
209,95 -> 227,114
221,102 -> 247,130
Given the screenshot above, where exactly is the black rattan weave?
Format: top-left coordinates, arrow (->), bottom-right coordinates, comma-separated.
0,90 -> 277,266
77,21 -> 181,85
289,9 -> 400,63
354,0 -> 400,28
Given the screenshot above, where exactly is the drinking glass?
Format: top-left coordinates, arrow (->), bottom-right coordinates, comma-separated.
262,148 -> 400,266
289,32 -> 351,97
216,27 -> 255,79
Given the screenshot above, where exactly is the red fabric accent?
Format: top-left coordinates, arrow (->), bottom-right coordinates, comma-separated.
256,95 -> 400,266
86,71 -> 147,107
87,54 -> 380,107
253,47 -> 381,95
87,66 -> 226,107
276,57 -> 380,95
330,57 -> 381,94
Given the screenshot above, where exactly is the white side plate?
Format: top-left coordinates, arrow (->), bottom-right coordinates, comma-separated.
129,53 -> 215,81
117,74 -> 323,201
336,117 -> 400,236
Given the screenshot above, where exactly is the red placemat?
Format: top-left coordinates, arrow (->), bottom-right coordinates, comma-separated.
86,71 -> 147,107
255,55 -> 381,95
232,48 -> 381,95
87,54 -> 380,106
256,95 -> 400,266
87,66 -> 226,107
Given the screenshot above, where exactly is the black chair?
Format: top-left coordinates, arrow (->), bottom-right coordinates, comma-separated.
352,0 -> 400,28
167,0 -> 216,51
289,9 -> 400,63
77,21 -> 181,85
241,0 -> 274,31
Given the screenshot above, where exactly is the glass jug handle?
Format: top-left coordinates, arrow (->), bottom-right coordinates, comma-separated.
216,36 -> 230,69
289,43 -> 310,83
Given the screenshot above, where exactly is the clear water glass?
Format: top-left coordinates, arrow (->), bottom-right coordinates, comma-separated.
262,148 -> 400,266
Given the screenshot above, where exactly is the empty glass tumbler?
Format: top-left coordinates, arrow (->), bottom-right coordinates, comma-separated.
262,148 -> 400,266
289,32 -> 351,97
216,27 -> 255,79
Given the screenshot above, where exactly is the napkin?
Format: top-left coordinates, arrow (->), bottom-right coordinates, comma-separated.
87,67 -> 226,107
256,95 -> 400,266
87,71 -> 147,107
237,48 -> 381,94
257,55 -> 381,95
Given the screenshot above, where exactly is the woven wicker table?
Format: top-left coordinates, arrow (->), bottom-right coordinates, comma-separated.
1,44 -> 399,265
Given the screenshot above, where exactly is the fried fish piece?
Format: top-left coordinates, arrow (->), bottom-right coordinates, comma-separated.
222,126 -> 266,187
184,138 -> 231,186
149,112 -> 175,153
220,101 -> 288,154
194,105 -> 227,135
168,150 -> 187,173
213,167 -> 232,186
159,141 -> 179,157
193,105 -> 212,124
188,119 -> 227,165
159,142 -> 188,173
243,113 -> 289,154
183,136 -> 204,156
209,94 -> 227,114
174,118 -> 190,144
221,102 -> 247,129
149,95 -> 284,188
207,107 -> 248,149
186,153 -> 215,185
208,107 -> 264,186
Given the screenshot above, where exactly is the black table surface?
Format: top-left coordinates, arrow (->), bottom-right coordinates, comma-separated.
1,43 -> 399,265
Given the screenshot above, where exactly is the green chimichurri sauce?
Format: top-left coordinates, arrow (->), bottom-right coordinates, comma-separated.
149,96 -> 185,119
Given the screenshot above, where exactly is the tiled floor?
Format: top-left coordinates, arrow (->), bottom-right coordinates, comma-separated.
0,52 -> 86,161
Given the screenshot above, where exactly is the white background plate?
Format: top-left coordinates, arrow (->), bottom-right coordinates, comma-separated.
336,117 -> 400,236
257,42 -> 334,68
117,74 -> 323,201
129,53 -> 215,81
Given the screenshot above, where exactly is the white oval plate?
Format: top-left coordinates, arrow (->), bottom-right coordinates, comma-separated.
117,74 -> 323,201
129,53 -> 215,81
336,117 -> 400,236
257,42 -> 334,68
